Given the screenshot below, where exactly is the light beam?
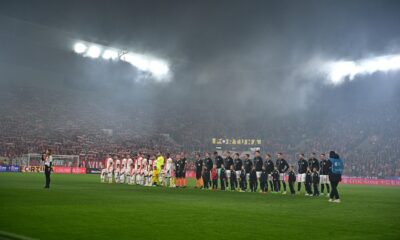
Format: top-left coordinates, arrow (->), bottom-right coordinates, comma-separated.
326,54 -> 400,85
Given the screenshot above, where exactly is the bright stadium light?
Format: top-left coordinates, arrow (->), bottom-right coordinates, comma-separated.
121,53 -> 170,79
149,60 -> 170,77
74,42 -> 87,54
120,53 -> 150,71
327,54 -> 400,85
72,40 -> 171,81
86,45 -> 102,58
328,61 -> 357,85
102,49 -> 119,60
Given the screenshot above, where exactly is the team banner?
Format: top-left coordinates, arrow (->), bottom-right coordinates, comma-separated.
0,165 -> 20,172
86,168 -> 102,174
212,138 -> 262,145
53,166 -> 86,174
342,177 -> 400,186
20,166 -> 86,174
21,165 -> 44,173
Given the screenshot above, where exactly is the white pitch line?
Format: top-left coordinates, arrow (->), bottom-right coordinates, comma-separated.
0,230 -> 38,240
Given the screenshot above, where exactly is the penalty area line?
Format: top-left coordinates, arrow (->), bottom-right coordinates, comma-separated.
0,231 -> 37,240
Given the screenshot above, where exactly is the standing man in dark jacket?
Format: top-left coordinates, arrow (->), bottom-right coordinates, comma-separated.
264,153 -> 274,192
309,152 -> 320,172
260,166 -> 268,193
43,149 -> 53,189
319,153 -> 331,195
305,167 -> 313,196
328,151 -> 343,203
253,150 -> 264,188
204,152 -> 213,189
244,154 -> 253,189
234,153 -> 243,188
239,166 -> 246,192
288,165 -> 296,195
214,151 -> 224,179
195,153 -> 203,189
297,153 -> 308,192
249,167 -> 257,192
180,153 -> 187,188
229,165 -> 237,191
276,153 -> 289,194
202,166 -> 209,189
272,167 -> 280,192
224,151 -> 234,189
220,165 -> 227,190
312,167 -> 320,196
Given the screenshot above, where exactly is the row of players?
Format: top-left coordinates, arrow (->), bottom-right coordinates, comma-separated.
100,150 -> 337,197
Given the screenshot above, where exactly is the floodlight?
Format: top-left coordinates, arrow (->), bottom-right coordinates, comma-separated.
102,49 -> 118,60
149,60 -> 170,77
86,45 -> 102,58
74,42 -> 87,54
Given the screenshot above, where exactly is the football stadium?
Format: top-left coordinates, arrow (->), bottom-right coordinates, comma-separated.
0,1 -> 399,240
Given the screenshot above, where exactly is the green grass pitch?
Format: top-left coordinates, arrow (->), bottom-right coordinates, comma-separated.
0,173 -> 399,240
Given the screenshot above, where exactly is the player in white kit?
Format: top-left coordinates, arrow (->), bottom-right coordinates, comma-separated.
165,153 -> 173,187
120,155 -> 127,184
145,156 -> 154,186
107,155 -> 114,183
101,154 -> 113,183
126,155 -> 133,184
141,155 -> 148,186
114,156 -> 121,183
135,154 -> 143,185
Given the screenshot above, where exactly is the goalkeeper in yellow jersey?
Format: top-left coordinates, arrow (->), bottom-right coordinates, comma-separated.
156,151 -> 165,171
152,165 -> 160,186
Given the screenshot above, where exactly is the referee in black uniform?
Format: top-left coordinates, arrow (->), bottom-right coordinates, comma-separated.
43,149 -> 53,189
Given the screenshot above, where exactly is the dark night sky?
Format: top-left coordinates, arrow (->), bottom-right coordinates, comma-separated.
2,0 -> 400,63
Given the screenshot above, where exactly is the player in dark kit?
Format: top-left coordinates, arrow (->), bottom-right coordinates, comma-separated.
264,154 -> 274,191
174,155 -> 181,187
211,165 -> 218,190
204,152 -> 213,189
224,151 -> 234,189
319,153 -> 330,195
234,153 -> 243,188
271,167 -> 280,192
288,165 -> 296,195
214,151 -> 224,178
308,152 -> 320,172
297,153 -> 308,192
276,153 -> 289,194
229,165 -> 237,191
202,166 -> 210,189
305,167 -> 313,196
214,151 -> 224,169
260,166 -> 268,193
239,166 -> 246,192
253,150 -> 264,188
194,153 -> 203,188
180,153 -> 187,188
249,167 -> 257,192
244,154 -> 253,188
220,165 -> 227,190
312,167 -> 320,196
